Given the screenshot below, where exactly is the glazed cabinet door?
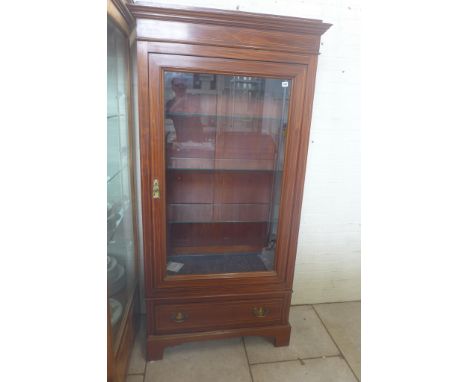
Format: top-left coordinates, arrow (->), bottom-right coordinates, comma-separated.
145,53 -> 307,289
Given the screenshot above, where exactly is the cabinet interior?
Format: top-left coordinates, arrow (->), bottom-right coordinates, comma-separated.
164,72 -> 290,275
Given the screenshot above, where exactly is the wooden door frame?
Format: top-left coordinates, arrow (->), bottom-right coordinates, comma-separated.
140,51 -> 309,296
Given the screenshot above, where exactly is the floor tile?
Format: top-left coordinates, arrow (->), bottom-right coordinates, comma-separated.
244,305 -> 339,364
126,375 -> 144,382
314,302 -> 361,379
127,315 -> 146,375
144,338 -> 251,382
251,356 -> 357,382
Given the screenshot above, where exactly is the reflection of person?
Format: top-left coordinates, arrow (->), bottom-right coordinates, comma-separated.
166,76 -> 204,142
167,77 -> 187,106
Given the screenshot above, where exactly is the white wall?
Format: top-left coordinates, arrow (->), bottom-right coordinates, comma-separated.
136,0 -> 361,304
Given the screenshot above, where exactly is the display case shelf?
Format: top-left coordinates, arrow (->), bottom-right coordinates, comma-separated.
166,166 -> 282,172
168,219 -> 278,224
166,111 -> 284,122
107,168 -> 123,183
166,159 -> 280,171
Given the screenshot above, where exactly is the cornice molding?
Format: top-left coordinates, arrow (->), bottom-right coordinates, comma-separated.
127,3 -> 331,36
108,0 -> 135,33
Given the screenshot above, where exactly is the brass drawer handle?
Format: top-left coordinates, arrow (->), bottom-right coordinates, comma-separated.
171,312 -> 187,323
252,307 -> 269,318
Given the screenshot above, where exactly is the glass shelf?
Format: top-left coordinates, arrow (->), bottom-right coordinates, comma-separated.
166,111 -> 284,122
166,167 -> 283,172
166,157 -> 283,171
107,168 -> 123,183
168,220 -> 278,224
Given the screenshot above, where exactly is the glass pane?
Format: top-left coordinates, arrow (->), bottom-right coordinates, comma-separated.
164,71 -> 290,276
107,20 -> 135,342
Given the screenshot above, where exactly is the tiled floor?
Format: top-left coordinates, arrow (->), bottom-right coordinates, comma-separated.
126,301 -> 360,382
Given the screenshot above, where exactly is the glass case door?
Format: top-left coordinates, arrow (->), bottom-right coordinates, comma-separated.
162,71 -> 291,276
107,19 -> 136,342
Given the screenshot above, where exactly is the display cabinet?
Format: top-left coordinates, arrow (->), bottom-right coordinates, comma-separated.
107,1 -> 139,381
128,3 -> 331,360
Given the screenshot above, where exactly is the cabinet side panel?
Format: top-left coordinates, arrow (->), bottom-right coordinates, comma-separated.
285,56 -> 320,287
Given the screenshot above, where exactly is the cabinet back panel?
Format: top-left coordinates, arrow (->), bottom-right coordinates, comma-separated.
169,222 -> 268,253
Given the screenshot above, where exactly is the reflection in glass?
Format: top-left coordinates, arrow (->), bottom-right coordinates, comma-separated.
164,72 -> 290,276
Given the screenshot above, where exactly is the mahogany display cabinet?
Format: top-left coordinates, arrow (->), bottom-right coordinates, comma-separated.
128,2 -> 331,360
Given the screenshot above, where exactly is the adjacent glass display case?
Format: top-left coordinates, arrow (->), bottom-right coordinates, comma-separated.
107,19 -> 137,343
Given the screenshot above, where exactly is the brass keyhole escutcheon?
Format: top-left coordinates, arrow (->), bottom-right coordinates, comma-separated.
153,178 -> 160,199
172,312 -> 187,323
252,307 -> 269,318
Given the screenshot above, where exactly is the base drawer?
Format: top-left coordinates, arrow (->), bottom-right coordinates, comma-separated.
153,298 -> 284,334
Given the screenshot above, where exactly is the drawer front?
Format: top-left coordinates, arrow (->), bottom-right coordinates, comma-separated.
153,299 -> 284,334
